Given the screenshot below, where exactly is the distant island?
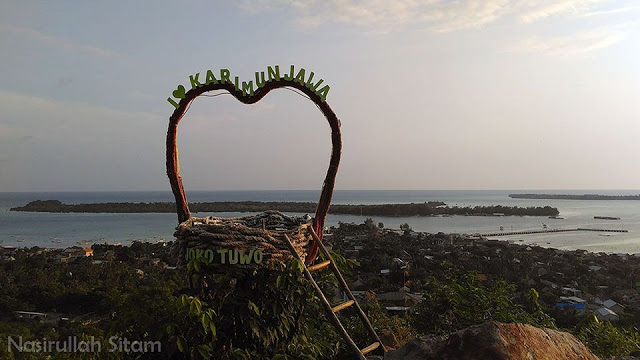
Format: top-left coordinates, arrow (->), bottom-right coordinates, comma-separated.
10,200 -> 559,217
509,193 -> 640,200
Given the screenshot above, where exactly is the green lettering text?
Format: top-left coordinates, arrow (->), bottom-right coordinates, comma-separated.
204,250 -> 215,264
255,71 -> 265,88
283,65 -> 294,80
267,66 -> 280,81
317,85 -> 330,102
242,81 -> 254,96
189,73 -> 202,89
205,70 -> 218,85
228,249 -> 238,264
305,72 -> 315,88
217,249 -> 228,264
294,68 -> 306,85
254,250 -> 263,264
220,69 -> 231,84
240,250 -> 253,264
310,79 -> 324,91
167,97 -> 179,109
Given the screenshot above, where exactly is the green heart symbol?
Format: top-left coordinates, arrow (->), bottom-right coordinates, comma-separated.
172,85 -> 186,99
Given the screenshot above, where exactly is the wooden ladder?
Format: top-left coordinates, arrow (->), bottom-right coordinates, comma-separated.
283,227 -> 385,359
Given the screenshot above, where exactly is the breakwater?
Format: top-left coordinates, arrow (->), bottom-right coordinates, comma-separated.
480,228 -> 628,237
509,193 -> 640,200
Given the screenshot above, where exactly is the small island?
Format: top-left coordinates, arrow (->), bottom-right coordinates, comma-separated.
509,193 -> 640,200
10,200 -> 559,217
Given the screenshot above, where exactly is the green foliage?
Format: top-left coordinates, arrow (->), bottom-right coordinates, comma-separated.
343,291 -> 415,351
576,313 -> 640,358
412,272 -> 555,335
526,288 -> 557,329
0,322 -> 31,360
1,244 -> 360,359
399,223 -> 412,233
170,257 -> 340,359
320,250 -> 359,278
0,244 -> 183,359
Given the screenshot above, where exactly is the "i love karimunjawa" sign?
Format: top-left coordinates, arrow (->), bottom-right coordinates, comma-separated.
167,65 -> 340,265
167,65 -> 331,108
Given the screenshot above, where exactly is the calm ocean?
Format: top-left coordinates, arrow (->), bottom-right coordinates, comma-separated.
1,190 -> 639,254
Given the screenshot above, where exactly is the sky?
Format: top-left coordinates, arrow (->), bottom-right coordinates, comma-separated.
0,0 -> 638,192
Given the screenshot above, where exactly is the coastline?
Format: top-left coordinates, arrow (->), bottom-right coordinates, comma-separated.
10,200 -> 559,217
3,228 -> 639,256
1,190 -> 638,254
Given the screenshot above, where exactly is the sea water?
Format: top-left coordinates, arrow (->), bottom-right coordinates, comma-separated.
1,190 -> 639,254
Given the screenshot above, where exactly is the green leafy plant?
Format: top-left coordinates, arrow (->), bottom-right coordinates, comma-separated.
576,313 -> 640,358
342,291 -> 416,351
168,257 -> 341,359
412,272 -> 555,335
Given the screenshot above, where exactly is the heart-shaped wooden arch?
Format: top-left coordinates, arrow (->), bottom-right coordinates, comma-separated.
166,79 -> 342,264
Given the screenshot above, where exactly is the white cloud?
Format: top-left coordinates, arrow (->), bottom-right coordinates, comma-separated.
237,0 -> 636,55
238,0 -> 631,32
508,24 -> 628,55
578,5 -> 637,17
240,0 -> 512,32
517,0 -> 597,23
0,24 -> 117,57
518,0 -> 639,22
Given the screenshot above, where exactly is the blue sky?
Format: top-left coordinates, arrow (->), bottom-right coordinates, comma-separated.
1,0 -> 638,191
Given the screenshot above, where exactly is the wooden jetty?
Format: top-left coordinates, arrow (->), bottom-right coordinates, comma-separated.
480,228 -> 628,237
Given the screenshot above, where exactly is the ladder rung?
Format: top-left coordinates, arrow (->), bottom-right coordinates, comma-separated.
332,300 -> 355,313
361,342 -> 380,356
308,260 -> 331,272
284,232 -> 385,358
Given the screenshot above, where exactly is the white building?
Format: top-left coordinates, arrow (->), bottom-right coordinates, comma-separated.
603,299 -> 625,314
596,307 -> 619,322
559,296 -> 586,305
561,287 -> 581,296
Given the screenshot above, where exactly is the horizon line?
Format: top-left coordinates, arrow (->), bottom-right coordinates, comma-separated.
2,188 -> 640,193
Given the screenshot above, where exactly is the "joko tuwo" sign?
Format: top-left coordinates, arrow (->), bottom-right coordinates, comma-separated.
185,247 -> 264,265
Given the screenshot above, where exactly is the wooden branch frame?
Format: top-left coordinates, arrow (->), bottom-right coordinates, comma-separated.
166,79 -> 342,264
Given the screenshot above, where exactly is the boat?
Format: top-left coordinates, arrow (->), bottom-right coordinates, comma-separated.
548,216 -> 564,219
594,216 -> 620,220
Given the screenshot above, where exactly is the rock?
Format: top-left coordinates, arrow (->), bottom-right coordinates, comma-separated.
385,322 -> 599,360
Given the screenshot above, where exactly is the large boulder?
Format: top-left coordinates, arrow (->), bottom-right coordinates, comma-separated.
385,322 -> 598,360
